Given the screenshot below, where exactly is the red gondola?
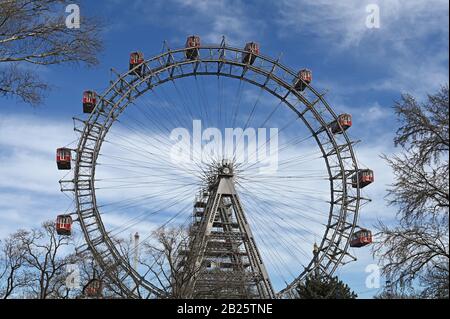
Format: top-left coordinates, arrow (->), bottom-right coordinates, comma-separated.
82,91 -> 96,113
56,148 -> 71,170
350,229 -> 372,247
56,214 -> 73,236
242,42 -> 260,65
185,35 -> 201,60
129,51 -> 144,76
331,113 -> 352,134
352,169 -> 374,188
294,69 -> 312,91
83,278 -> 103,298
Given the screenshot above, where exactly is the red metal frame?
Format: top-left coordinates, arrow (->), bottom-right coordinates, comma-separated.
82,91 -> 96,104
186,36 -> 201,48
294,69 -> 312,91
82,91 -> 96,113
338,114 -> 352,128
332,114 -> 352,134
84,279 -> 103,297
129,52 -> 144,66
350,230 -> 373,247
299,69 -> 312,83
352,169 -> 374,188
242,42 -> 260,64
56,148 -> 71,170
56,215 -> 72,235
244,42 -> 260,55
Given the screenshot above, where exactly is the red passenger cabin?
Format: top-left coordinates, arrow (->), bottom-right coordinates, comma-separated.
294,69 -> 312,91
331,113 -> 352,134
242,42 -> 260,65
56,148 -> 71,170
350,229 -> 373,248
185,35 -> 201,60
84,279 -> 103,298
129,51 -> 144,76
82,91 -> 96,113
56,214 -> 73,236
352,169 -> 374,188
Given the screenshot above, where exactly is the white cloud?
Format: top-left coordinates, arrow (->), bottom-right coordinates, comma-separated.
109,0 -> 264,46
276,0 -> 449,48
174,0 -> 264,44
335,101 -> 391,124
368,49 -> 449,97
364,104 -> 389,122
277,0 -> 449,98
353,141 -> 398,223
0,115 -> 76,194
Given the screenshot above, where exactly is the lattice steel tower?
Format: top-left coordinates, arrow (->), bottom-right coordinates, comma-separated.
182,161 -> 274,299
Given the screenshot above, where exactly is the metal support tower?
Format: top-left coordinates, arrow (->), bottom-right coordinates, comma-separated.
182,162 -> 275,299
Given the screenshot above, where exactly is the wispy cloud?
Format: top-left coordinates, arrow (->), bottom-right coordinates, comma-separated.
107,0 -> 265,46
276,0 -> 449,48
276,0 -> 449,97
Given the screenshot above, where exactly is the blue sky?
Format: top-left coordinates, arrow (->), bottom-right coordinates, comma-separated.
0,0 -> 448,298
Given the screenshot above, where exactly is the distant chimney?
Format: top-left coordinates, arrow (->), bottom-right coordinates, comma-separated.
134,232 -> 140,270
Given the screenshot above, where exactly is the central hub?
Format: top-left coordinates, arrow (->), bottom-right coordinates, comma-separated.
218,161 -> 234,177
205,160 -> 235,190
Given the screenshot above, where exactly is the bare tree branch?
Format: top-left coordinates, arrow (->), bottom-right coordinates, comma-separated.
0,0 -> 103,106
0,64 -> 48,105
374,85 -> 449,298
393,85 -> 449,164
15,221 -> 75,299
141,226 -> 203,299
0,233 -> 28,298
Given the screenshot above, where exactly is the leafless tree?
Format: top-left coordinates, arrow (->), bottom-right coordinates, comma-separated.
0,224 -> 207,299
0,232 -> 28,298
0,0 -> 103,105
0,222 -> 142,299
68,231 -> 195,299
419,259 -> 449,298
101,236 -> 144,299
0,221 -> 79,299
374,85 -> 449,298
15,221 -> 76,299
69,249 -> 125,299
141,226 -> 202,299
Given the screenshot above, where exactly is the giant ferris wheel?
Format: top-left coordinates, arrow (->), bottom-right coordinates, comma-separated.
55,36 -> 374,299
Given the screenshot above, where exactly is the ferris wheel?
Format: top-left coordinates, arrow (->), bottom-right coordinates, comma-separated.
55,36 -> 374,299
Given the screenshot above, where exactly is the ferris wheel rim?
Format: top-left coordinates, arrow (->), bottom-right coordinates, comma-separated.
67,43 -> 363,299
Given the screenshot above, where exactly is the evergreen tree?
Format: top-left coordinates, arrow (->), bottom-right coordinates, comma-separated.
296,274 -> 357,299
